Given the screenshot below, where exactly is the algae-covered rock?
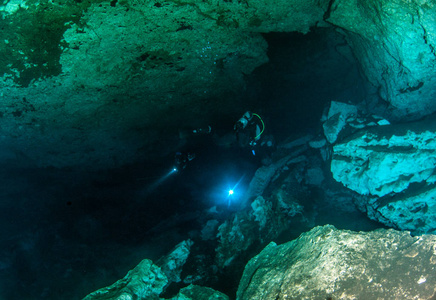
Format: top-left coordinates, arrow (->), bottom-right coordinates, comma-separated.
82,259 -> 168,300
237,225 -> 436,299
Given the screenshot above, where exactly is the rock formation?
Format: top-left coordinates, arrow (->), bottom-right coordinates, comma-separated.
326,0 -> 436,119
82,259 -> 168,300
169,284 -> 229,300
331,116 -> 436,234
237,225 -> 436,300
83,239 -> 199,299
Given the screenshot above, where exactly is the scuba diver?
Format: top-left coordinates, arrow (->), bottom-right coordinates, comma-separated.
174,151 -> 196,171
192,125 -> 212,135
179,125 -> 212,140
234,111 -> 265,148
234,111 -> 275,164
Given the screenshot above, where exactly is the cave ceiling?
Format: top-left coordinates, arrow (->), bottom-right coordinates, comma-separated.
0,0 -> 435,170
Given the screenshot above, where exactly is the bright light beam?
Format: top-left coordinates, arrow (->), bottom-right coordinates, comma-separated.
144,168 -> 177,195
226,174 -> 245,207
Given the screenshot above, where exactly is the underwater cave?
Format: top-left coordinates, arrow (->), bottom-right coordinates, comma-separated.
1,0 -> 436,299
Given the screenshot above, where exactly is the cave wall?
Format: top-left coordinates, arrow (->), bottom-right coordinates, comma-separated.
0,0 -> 329,169
326,0 -> 436,119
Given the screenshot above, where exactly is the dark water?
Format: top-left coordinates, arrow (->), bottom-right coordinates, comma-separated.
0,141 -> 260,299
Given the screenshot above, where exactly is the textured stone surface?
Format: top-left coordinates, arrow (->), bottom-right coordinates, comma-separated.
322,101 -> 358,144
237,225 -> 436,300
332,118 -> 436,197
331,117 -> 436,234
82,259 -> 230,300
157,239 -> 194,287
216,173 -> 306,268
83,239 -> 195,299
82,259 -> 168,300
241,151 -> 307,207
169,284 -> 229,300
327,0 -> 436,118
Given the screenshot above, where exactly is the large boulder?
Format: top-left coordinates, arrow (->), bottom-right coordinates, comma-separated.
331,117 -> 436,234
327,0 -> 436,119
237,225 -> 436,300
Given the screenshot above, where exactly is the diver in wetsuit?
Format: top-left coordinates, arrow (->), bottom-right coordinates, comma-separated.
234,111 -> 275,164
234,111 -> 264,148
174,151 -> 196,171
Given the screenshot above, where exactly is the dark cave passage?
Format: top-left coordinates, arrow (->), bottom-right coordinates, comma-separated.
245,27 -> 367,141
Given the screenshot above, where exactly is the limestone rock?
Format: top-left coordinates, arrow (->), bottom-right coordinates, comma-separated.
216,190 -> 304,268
83,239 -> 194,299
157,239 -> 194,286
331,117 -> 436,233
305,166 -> 325,186
322,101 -> 358,144
82,259 -> 168,300
308,136 -> 326,149
169,284 -> 229,300
279,134 -> 313,150
250,196 -> 272,230
327,0 -> 436,118
241,151 -> 307,207
332,118 -> 436,197
216,213 -> 257,268
237,225 -> 436,300
322,101 -> 390,145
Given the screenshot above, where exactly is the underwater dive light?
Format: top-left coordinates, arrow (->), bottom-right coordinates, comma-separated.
226,174 -> 245,207
143,166 -> 178,195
